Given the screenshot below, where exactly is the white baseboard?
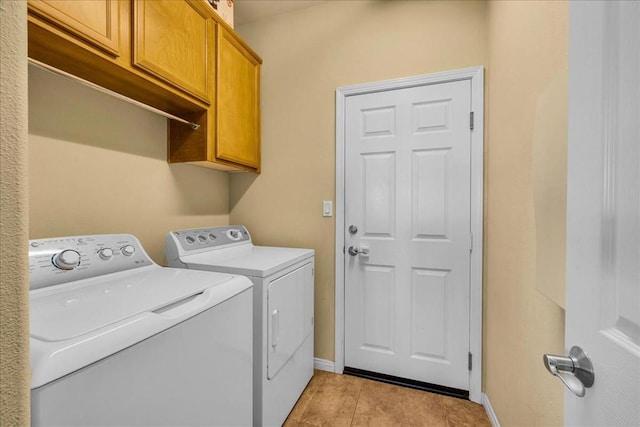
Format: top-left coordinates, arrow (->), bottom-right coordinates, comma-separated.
313,358 -> 335,372
482,393 -> 501,427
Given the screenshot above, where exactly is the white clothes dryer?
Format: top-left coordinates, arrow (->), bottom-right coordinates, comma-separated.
166,226 -> 314,427
29,234 -> 253,426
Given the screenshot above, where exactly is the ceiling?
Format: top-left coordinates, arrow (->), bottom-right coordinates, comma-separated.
234,0 -> 325,26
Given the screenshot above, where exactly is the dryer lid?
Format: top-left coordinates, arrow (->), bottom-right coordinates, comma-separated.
180,245 -> 314,277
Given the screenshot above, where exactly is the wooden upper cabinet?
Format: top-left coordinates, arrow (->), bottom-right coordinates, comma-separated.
216,26 -> 261,170
27,0 -> 120,56
133,0 -> 212,103
29,0 -> 262,173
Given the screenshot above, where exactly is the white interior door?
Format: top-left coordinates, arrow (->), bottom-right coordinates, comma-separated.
344,80 -> 473,391
564,1 -> 640,425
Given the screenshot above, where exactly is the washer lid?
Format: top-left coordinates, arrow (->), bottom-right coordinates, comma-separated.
180,245 -> 314,277
30,266 -> 252,389
30,265 -> 236,342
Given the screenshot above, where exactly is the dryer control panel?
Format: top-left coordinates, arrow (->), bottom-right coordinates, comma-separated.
170,225 -> 251,252
29,234 -> 155,290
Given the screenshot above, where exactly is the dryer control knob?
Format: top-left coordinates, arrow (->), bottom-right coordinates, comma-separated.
121,245 -> 136,256
98,248 -> 114,260
53,250 -> 81,270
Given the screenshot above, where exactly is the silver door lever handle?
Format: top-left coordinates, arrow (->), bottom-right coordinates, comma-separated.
543,346 -> 594,397
347,246 -> 369,257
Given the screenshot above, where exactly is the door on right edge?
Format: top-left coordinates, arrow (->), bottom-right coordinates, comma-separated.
564,1 -> 639,425
344,80 -> 472,392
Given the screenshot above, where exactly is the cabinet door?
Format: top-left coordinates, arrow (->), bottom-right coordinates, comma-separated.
133,0 -> 211,103
216,26 -> 261,170
28,0 -> 120,56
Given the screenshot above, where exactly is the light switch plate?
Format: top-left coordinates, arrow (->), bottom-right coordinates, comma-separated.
322,201 -> 332,217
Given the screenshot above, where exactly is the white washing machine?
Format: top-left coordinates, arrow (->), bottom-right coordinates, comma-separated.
29,234 -> 253,426
166,225 -> 314,427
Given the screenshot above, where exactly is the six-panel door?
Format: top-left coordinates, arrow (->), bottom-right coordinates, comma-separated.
344,80 -> 473,391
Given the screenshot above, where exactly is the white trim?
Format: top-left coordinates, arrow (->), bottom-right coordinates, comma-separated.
482,393 -> 501,427
313,358 -> 335,373
334,66 -> 484,402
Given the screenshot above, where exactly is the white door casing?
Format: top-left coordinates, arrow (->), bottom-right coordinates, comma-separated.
565,1 -> 640,425
335,67 -> 484,403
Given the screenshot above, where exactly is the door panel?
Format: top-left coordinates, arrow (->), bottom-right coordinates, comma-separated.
411,268 -> 448,360
413,149 -> 450,239
565,1 -> 640,424
344,80 -> 472,390
362,153 -> 396,237
362,265 -> 395,353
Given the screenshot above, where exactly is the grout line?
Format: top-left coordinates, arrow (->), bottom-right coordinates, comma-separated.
349,377 -> 364,426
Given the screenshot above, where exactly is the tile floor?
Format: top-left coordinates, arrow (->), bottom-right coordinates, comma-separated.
284,370 -> 491,427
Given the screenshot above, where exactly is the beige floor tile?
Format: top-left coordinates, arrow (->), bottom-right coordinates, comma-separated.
395,386 -> 448,426
288,371 -> 329,421
350,379 -> 449,426
295,372 -> 364,426
286,372 -> 490,427
351,380 -> 409,426
443,396 -> 491,427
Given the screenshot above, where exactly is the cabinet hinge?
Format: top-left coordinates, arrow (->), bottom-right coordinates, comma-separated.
468,352 -> 473,370
470,111 -> 474,130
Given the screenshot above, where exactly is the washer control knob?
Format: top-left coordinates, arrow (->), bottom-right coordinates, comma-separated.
227,229 -> 241,240
198,235 -> 207,243
98,248 -> 114,260
121,245 -> 136,256
53,250 -> 81,270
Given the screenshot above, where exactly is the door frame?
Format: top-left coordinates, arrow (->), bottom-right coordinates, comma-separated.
334,67 -> 484,403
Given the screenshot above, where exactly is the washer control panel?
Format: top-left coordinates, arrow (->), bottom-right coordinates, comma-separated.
171,225 -> 251,252
29,234 -> 154,290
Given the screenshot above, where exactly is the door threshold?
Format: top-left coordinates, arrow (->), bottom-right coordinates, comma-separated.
343,367 -> 469,400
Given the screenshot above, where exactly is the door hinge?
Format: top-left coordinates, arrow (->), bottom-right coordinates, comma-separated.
468,352 -> 473,370
470,111 -> 474,130
470,233 -> 473,253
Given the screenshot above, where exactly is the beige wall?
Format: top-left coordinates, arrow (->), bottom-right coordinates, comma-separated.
28,66 -> 230,264
230,0 -> 488,362
234,0 -> 569,424
0,0 -> 30,424
484,1 -> 567,425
